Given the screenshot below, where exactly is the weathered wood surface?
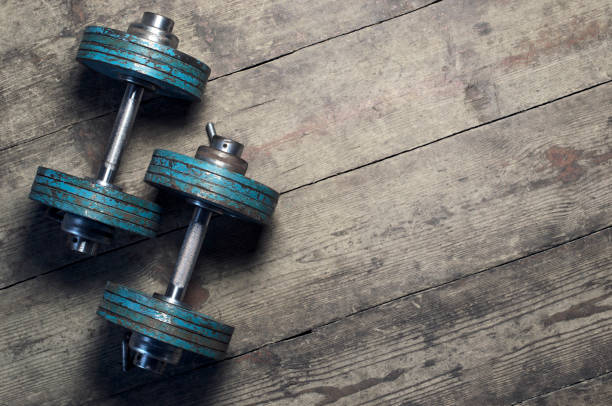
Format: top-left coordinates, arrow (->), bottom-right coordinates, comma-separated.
96,228 -> 612,405
1,0 -> 610,287
1,0 -> 611,404
519,372 -> 612,405
0,80 -> 610,405
0,0 -> 435,150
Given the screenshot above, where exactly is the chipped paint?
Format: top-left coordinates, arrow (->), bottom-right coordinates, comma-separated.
29,167 -> 161,237
77,26 -> 210,101
145,150 -> 279,224
97,283 -> 234,359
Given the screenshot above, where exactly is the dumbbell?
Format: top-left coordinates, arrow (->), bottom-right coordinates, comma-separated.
29,12 -> 210,255
97,123 -> 279,373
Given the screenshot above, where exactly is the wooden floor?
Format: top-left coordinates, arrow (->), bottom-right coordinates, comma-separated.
0,0 -> 610,405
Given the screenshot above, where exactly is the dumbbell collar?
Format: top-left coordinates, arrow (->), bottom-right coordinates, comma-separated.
127,12 -> 179,48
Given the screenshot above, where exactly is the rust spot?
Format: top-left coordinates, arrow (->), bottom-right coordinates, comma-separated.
501,19 -> 601,69
500,41 -> 537,68
184,277 -> 210,308
195,22 -> 215,46
545,146 -> 584,183
588,151 -> 612,165
542,293 -> 612,327
244,68 -> 465,160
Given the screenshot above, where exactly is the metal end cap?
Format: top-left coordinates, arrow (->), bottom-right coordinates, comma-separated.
128,12 -> 179,48
195,145 -> 248,175
67,236 -> 99,256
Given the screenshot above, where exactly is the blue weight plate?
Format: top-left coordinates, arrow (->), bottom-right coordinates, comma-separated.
145,149 -> 279,224
29,167 -> 161,237
98,283 -> 233,360
77,26 -> 210,101
105,283 -> 234,336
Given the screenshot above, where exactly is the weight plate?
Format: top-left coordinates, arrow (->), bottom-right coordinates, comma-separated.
29,167 -> 161,237
77,26 -> 210,101
98,282 -> 233,360
145,149 -> 279,224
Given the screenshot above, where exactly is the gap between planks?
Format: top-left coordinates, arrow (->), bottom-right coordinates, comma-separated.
2,0 -> 609,288
2,78 -> 609,292
514,370 -> 612,405
2,65 -> 609,404
0,0 -> 442,154
89,226 -> 612,405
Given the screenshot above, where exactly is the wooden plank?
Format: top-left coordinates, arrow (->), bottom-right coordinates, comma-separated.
0,80 -> 610,405
1,0 -> 610,287
97,228 -> 612,405
0,0 -> 435,150
519,373 -> 612,406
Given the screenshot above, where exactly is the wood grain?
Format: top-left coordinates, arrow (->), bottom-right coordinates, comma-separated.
1,0 -> 610,287
519,372 -> 612,406
0,81 -> 609,405
0,0 -> 435,149
95,228 -> 612,405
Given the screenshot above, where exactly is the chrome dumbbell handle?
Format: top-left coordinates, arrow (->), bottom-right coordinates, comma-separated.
102,123 -> 277,374
96,83 -> 145,185
165,207 -> 213,301
122,123 -> 248,373
96,13 -> 177,185
69,82 -> 146,255
164,123 -> 244,301
64,13 -> 179,254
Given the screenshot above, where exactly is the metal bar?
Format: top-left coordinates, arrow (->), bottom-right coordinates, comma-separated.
205,122 -> 216,144
97,83 -> 144,184
165,207 -> 213,301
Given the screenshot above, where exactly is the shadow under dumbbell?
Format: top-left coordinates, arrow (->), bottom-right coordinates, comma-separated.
72,64 -> 203,149
206,214 -> 265,258
84,209 -> 268,398
86,324 -> 167,402
137,93 -> 205,149
20,206 -> 158,290
142,87 -> 202,129
89,330 -> 229,406
16,203 -> 87,286
148,189 -> 268,296
139,91 -> 199,122
178,208 -> 266,310
72,66 -> 126,114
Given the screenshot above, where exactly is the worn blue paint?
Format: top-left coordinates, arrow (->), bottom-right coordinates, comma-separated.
77,50 -> 202,100
155,150 -> 278,198
84,26 -> 209,71
101,300 -> 228,351
79,40 -> 204,88
145,150 -> 279,224
29,167 -> 161,237
35,167 -> 160,211
105,283 -> 234,335
32,171 -> 160,221
102,291 -> 231,343
81,33 -> 206,82
145,172 -> 265,224
30,185 -> 158,231
98,282 -> 233,359
97,309 -> 225,360
77,26 -> 210,101
149,154 -> 278,207
145,168 -> 272,216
